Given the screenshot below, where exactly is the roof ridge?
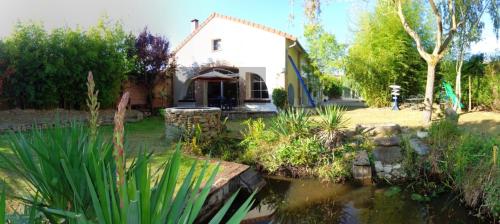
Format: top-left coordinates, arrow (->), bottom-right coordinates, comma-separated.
173,12 -> 297,54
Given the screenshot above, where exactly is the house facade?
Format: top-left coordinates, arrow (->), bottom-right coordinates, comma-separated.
173,13 -> 318,112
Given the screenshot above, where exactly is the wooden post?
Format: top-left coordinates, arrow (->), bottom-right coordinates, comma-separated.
468,76 -> 472,111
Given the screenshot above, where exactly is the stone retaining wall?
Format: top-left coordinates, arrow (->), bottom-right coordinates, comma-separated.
0,109 -> 144,133
163,107 -> 221,140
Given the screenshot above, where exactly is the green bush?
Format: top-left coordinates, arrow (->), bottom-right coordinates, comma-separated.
275,137 -> 325,168
239,119 -> 276,164
272,88 -> 287,110
320,75 -> 342,99
0,20 -> 133,109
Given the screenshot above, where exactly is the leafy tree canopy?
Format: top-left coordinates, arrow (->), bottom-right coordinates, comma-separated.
346,1 -> 432,107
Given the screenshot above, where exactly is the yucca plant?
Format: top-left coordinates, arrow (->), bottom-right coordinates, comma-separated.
315,105 -> 347,149
271,107 -> 311,137
56,145 -> 255,224
51,93 -> 255,223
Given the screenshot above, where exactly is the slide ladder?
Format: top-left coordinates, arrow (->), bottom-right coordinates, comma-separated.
287,55 -> 316,107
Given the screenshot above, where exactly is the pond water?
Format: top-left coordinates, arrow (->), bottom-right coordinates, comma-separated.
241,176 -> 485,224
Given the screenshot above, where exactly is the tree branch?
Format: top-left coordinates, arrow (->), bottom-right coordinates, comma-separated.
396,0 -> 431,61
429,0 -> 444,55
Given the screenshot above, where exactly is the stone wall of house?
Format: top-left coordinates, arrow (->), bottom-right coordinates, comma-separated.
163,107 -> 221,141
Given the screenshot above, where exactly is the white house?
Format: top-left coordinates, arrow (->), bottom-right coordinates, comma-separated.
172,12 -> 318,112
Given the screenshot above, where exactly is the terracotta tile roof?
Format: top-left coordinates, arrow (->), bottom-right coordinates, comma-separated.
173,12 -> 298,54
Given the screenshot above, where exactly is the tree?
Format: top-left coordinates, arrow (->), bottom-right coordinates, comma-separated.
393,0 -> 499,123
302,1 -> 346,102
304,24 -> 346,76
0,19 -> 132,109
452,1 -> 499,112
346,1 -> 429,106
462,53 -> 486,110
134,27 -> 170,111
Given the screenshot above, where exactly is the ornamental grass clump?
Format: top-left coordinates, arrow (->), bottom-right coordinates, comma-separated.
271,107 -> 311,137
315,105 -> 347,149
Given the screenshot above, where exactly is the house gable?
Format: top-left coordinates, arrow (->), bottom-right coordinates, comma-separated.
173,12 -> 297,54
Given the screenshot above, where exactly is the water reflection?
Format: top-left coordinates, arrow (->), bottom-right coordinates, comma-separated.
243,176 -> 484,224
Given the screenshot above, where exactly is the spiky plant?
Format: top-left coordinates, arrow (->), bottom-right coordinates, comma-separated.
272,107 -> 311,137
315,105 -> 347,149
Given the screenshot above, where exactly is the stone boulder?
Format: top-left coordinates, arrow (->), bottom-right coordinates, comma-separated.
356,123 -> 401,136
373,146 -> 403,164
409,138 -> 430,156
353,150 -> 370,166
373,136 -> 401,146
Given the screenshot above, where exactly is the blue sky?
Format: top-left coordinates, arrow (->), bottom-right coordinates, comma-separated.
0,0 -> 497,54
164,0 -> 371,46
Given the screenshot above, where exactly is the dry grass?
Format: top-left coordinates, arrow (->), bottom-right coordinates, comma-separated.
322,108 -> 500,135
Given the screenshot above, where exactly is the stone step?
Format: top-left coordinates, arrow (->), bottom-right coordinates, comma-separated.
356,123 -> 401,136
373,146 -> 402,164
373,136 -> 401,146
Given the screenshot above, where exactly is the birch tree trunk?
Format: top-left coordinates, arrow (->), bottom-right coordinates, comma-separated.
423,62 -> 437,122
455,57 -> 463,112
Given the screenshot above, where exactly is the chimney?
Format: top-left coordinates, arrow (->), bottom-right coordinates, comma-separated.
191,19 -> 199,31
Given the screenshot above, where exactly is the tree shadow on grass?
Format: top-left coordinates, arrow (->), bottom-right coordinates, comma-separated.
460,119 -> 500,137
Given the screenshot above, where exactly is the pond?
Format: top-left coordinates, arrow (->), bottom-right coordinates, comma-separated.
241,176 -> 485,224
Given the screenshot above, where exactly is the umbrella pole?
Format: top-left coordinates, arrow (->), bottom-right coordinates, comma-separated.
220,81 -> 224,108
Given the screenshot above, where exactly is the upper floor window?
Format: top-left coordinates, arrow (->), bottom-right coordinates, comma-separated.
212,39 -> 222,51
250,74 -> 269,99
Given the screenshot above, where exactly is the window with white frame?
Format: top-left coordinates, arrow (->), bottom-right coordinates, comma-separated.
250,74 -> 269,99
